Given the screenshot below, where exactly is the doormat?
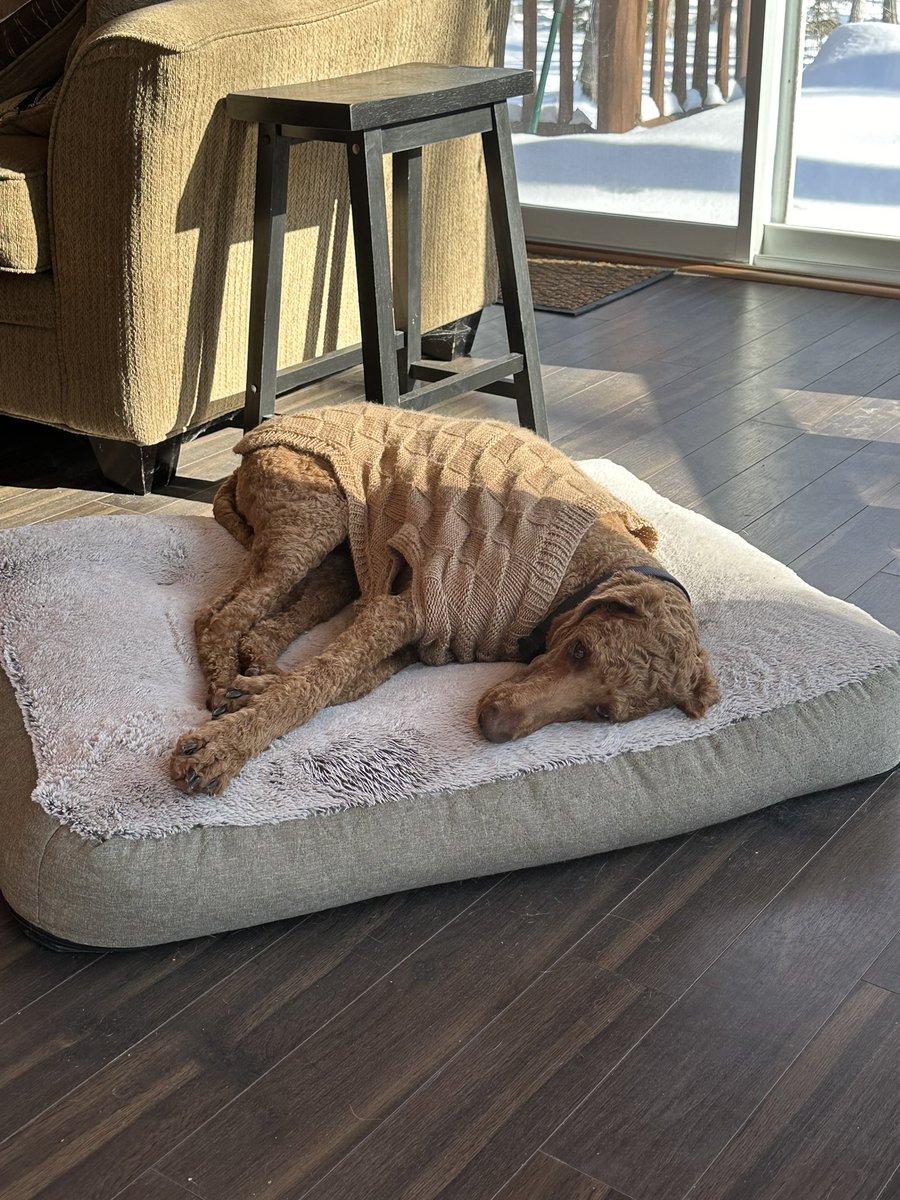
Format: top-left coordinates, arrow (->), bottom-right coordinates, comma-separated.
524,255 -> 675,315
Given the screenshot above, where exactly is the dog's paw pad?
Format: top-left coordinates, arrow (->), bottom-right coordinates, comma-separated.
170,727 -> 242,796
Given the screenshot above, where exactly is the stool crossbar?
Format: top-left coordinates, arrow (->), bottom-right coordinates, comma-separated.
227,63 -> 548,439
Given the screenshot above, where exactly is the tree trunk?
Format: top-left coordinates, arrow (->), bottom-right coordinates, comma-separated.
883,0 -> 898,22
849,0 -> 865,20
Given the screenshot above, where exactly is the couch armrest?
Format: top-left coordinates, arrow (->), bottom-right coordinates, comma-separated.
46,0 -> 508,443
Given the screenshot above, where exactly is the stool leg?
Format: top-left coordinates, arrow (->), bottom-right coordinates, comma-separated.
392,147 -> 422,393
481,103 -> 549,440
347,130 -> 401,406
244,124 -> 290,432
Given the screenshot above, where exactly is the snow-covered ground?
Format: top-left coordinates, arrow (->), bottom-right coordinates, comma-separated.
509,13 -> 900,237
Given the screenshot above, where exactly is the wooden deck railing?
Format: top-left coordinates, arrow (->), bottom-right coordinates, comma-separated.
517,0 -> 752,135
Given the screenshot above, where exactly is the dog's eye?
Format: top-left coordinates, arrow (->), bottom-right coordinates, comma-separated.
594,706 -> 609,721
570,639 -> 587,661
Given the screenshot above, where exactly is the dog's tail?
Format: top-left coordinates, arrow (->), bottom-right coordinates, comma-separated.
213,471 -> 254,549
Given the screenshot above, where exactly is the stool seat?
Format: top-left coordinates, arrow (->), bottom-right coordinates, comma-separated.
227,63 -> 534,131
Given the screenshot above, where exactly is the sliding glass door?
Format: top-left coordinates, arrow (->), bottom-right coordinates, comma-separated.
504,0 -> 772,260
508,0 -> 900,284
757,0 -> 900,286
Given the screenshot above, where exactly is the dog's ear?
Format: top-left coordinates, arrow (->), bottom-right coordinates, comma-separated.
580,583 -> 645,621
551,585 -> 643,644
678,651 -> 720,719
584,596 -> 640,619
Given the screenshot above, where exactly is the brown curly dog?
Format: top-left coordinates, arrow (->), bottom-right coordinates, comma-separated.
171,407 -> 719,795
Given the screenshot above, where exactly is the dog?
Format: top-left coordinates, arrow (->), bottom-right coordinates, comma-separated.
171,404 -> 719,795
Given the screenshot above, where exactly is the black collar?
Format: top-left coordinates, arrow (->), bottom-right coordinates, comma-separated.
517,565 -> 692,663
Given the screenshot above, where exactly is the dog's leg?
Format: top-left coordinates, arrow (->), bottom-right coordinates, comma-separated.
193,564 -> 253,653
212,470 -> 255,550
171,593 -> 417,795
330,646 -> 418,704
195,501 -> 349,712
236,548 -> 358,680
227,644 -> 419,712
190,474 -> 259,638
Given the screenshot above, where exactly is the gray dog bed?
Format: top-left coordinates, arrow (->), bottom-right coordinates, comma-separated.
1,458 -> 898,948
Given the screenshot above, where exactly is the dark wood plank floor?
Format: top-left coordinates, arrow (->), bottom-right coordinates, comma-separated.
1,274 -> 899,1200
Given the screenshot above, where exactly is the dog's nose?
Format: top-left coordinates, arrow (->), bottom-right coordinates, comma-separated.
478,702 -> 519,743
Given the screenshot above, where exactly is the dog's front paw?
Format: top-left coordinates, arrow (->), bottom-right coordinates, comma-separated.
209,672 -> 280,717
170,719 -> 250,795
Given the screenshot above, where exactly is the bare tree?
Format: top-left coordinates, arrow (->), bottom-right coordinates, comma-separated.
884,0 -> 898,21
849,0 -> 865,19
807,0 -> 841,44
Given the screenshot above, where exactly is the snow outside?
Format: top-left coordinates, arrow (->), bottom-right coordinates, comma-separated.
506,2 -> 900,236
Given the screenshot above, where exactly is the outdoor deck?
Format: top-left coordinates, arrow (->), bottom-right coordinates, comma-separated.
1,273 -> 899,1199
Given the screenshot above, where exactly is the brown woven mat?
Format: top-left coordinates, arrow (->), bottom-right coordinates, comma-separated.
523,255 -> 674,315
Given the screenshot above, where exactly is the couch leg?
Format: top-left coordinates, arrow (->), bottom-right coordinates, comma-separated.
420,309 -> 483,362
88,435 -> 182,495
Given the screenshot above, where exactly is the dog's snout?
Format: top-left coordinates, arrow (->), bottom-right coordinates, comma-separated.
478,701 -> 519,743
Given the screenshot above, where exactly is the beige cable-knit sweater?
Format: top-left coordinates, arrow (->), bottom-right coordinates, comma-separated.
235,404 -> 657,665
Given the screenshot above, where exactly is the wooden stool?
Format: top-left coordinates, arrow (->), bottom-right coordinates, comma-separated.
227,63 -> 548,438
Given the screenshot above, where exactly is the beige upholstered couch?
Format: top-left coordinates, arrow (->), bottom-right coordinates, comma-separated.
0,0 -> 508,490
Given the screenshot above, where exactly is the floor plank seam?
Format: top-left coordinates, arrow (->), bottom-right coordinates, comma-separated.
671,290 -> 881,379
686,437 -> 869,524
680,967 -> 900,1200
483,1150 -> 543,1200
0,953 -> 106,1031
710,441 -> 875,538
0,916 -> 315,1151
874,1162 -> 900,1200
567,332 -> 878,476
863,978 -> 900,998
640,422 -> 807,500
532,993 -> 681,1168
660,771 -> 900,1200
280,844 -> 694,1199
541,1152 -> 641,1200
785,523 -> 897,582
848,569 -> 900,603
298,992 -> 678,1200
558,343 -> 813,454
531,773 -> 894,1192
110,1168 -> 206,1200
136,873 -> 515,1184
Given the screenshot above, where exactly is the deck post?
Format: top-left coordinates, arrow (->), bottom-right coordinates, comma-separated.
593,0 -> 649,133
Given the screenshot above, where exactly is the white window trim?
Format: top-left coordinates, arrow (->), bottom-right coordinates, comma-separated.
520,0 -> 900,290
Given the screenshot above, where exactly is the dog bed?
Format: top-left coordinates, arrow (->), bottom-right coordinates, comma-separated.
1,458 -> 898,949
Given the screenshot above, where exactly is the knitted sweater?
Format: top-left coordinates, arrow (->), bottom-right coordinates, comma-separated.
235,404 -> 658,665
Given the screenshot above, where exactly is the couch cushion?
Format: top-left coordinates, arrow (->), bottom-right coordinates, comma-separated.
0,458 -> 898,947
0,0 -> 84,103
0,132 -> 48,271
0,2 -> 163,137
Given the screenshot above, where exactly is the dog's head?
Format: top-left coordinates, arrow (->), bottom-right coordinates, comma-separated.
476,575 -> 719,742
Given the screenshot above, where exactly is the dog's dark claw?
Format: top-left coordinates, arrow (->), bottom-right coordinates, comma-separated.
208,777 -> 221,792
212,704 -> 227,719
225,689 -> 244,699
185,768 -> 201,790
181,740 -> 199,754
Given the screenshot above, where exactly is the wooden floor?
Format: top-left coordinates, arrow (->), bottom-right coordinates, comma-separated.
1,274 -> 899,1200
